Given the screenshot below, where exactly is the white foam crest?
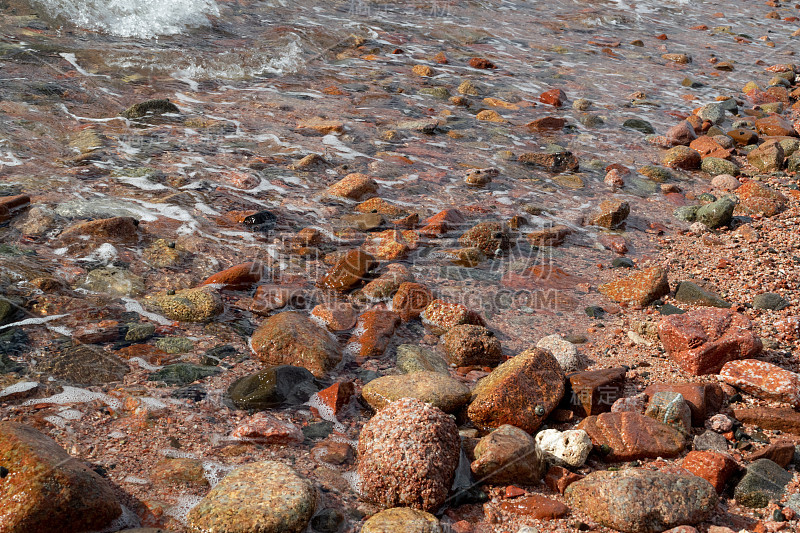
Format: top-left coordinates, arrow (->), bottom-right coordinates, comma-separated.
342,470 -> 362,495
37,0 -> 220,39
0,314 -> 69,332
121,298 -> 173,325
308,313 -> 329,329
23,385 -> 122,410
160,448 -> 197,459
0,381 -> 38,398
343,341 -> 362,359
202,461 -> 233,487
89,504 -> 140,532
165,495 -> 204,525
44,415 -> 67,428
307,392 -> 346,433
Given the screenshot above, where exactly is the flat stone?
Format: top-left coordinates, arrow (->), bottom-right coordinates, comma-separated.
231,412 -> 304,445
599,266 -> 670,307
719,359 -> 800,407
38,345 -> 128,386
746,440 -> 796,468
734,459 -> 792,508
657,308 -> 762,375
733,407 -> 800,434
361,371 -> 470,413
752,292 -> 789,310
471,424 -> 545,485
0,422 -> 121,533
578,411 -> 686,462
566,469 -> 717,533
468,348 -> 565,433
693,430 -> 729,453
187,461 -> 316,533
148,363 -> 219,386
675,281 -> 730,308
81,266 -> 144,297
498,494 -> 570,520
395,345 -> 449,374
250,311 -> 341,377
227,366 -> 321,410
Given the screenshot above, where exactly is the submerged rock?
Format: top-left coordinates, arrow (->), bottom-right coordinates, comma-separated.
121,98 -> 180,119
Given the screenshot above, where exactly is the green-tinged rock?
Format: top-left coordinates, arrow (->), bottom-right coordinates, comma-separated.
361,507 -> 441,533
396,345 -> 450,374
361,371 -> 470,413
121,99 -> 180,119
701,157 -> 739,176
675,281 -> 731,308
125,323 -> 155,342
566,469 -> 717,533
638,165 -> 674,183
674,205 -> 700,223
227,365 -> 321,410
734,459 -> 791,508
148,286 -> 223,322
622,118 -> 654,134
0,422 -> 122,533
200,345 -> 238,366
143,239 -> 184,268
148,364 -> 219,386
695,197 -> 735,229
644,392 -> 691,434
187,461 -> 315,533
747,142 -> 784,172
155,336 -> 194,354
81,267 -> 144,297
419,87 -> 451,99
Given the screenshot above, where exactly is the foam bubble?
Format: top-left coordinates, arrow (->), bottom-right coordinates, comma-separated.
202,461 -> 233,487
89,504 -> 140,533
0,381 -> 38,398
165,495 -> 203,525
307,392 -> 346,433
308,313 -> 329,329
160,448 -> 197,459
23,385 -> 122,410
342,470 -> 362,495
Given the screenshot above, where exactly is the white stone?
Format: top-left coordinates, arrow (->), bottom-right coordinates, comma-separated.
536,334 -> 584,372
534,428 -> 592,468
707,413 -> 734,433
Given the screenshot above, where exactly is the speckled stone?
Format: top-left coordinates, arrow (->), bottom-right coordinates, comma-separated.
396,345 -> 450,374
361,371 -> 470,413
566,469 -> 717,533
736,180 -> 788,217
537,334 -> 584,372
719,359 -> 800,407
250,311 -> 341,377
148,286 -> 223,322
187,461 -> 315,533
589,199 -> 630,228
644,391 -> 692,433
38,345 -> 129,386
733,459 -> 792,508
420,299 -> 483,334
577,412 -> 686,461
0,422 -> 121,533
357,398 -> 459,511
441,324 -> 502,366
81,266 -> 144,297
681,451 -> 738,493
361,507 -> 441,533
471,424 -> 545,484
598,266 -> 669,307
457,221 -> 511,257
467,348 -> 565,433
535,428 -> 592,467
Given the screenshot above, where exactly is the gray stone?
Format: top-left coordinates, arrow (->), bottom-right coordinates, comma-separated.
701,157 -> 738,176
675,281 -> 731,308
623,118 -> 654,134
693,430 -> 728,452
81,267 -> 144,297
644,392 -> 692,433
227,366 -> 321,410
148,364 -> 219,386
734,458 -> 792,508
536,334 -> 585,372
698,102 -> 726,124
695,197 -> 735,229
752,292 -> 789,311
55,198 -> 142,220
39,345 -> 128,386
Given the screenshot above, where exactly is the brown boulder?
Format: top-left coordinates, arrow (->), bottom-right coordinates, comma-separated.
657,308 -> 762,375
318,249 -> 376,292
200,261 -> 265,291
733,407 -> 800,435
681,450 -> 738,493
0,422 -> 121,533
250,311 -> 342,377
565,367 -> 626,416
441,324 -> 503,367
578,412 -> 686,461
467,348 -> 565,433
392,282 -> 433,322
736,180 -> 788,217
471,424 -> 545,485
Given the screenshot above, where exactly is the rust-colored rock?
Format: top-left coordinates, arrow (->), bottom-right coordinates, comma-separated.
733,407 -> 800,435
565,367 -> 626,416
599,266 -> 669,307
310,301 -> 358,331
590,199 -> 630,228
719,359 -> 800,407
457,221 -> 511,257
421,299 -> 483,333
318,249 -> 376,292
540,88 -> 567,107
526,117 -> 567,132
689,136 -> 731,159
746,440 -> 796,468
442,324 -> 503,367
498,494 -> 570,520
58,216 -> 139,246
469,57 -> 497,69
544,465 -> 584,494
250,283 -> 306,315
643,383 -> 724,426
231,412 -> 304,445
0,422 -> 121,533
527,225 -> 571,246
658,308 -> 762,375
313,381 -> 356,417
468,348 -> 565,433
736,180 -> 788,217
347,308 -> 400,359
681,450 -> 738,493
250,311 -> 342,377
578,411 -> 686,461
327,172 -> 378,200
419,208 -> 465,237
518,151 -> 579,172
392,282 -> 433,322
754,115 -> 797,137
201,261 -> 265,290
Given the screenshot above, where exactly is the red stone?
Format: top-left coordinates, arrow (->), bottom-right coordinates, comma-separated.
746,440 -> 796,468
392,282 -> 433,322
657,308 -> 762,375
498,494 -> 569,519
719,359 -> 800,407
231,412 -> 304,445
526,117 -> 567,132
347,309 -> 400,359
733,407 -> 800,435
666,121 -> 698,146
504,485 -> 526,498
201,261 -> 264,291
754,115 -> 796,137
544,465 -> 584,494
540,88 -> 567,107
681,450 -> 738,493
736,180 -> 788,217
469,57 -> 496,69
598,234 -> 628,254
0,194 -> 30,221
578,412 -> 686,462
318,249 -> 376,292
689,136 -> 731,159
598,266 -> 670,307
314,381 -> 356,417
565,367 -> 626,416
419,208 -> 465,237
